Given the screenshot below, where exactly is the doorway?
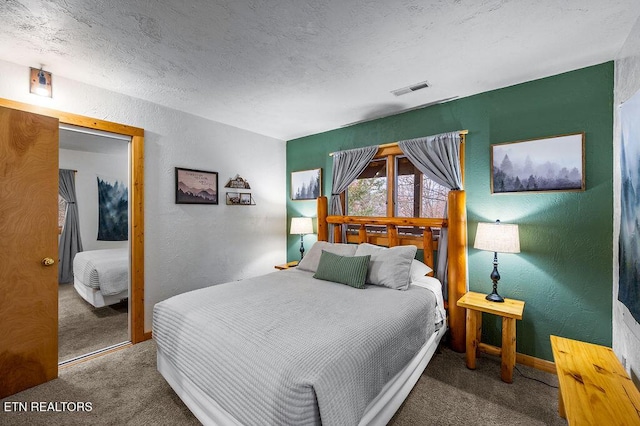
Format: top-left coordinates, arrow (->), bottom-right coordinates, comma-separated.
0,98 -> 145,398
58,125 -> 131,364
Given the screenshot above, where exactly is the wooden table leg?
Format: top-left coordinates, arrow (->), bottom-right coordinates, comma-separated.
465,309 -> 481,369
501,317 -> 516,383
475,311 -> 482,357
558,385 -> 566,418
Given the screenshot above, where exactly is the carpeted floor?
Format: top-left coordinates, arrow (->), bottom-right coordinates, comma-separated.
58,282 -> 129,362
1,339 -> 565,426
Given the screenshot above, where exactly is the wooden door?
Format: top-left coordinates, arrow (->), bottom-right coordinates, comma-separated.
0,106 -> 59,398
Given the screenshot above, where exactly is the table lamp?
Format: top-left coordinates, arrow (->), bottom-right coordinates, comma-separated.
473,220 -> 520,302
290,217 -> 313,260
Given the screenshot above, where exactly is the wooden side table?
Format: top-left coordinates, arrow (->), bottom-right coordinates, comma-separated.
550,335 -> 640,425
274,261 -> 299,270
457,291 -> 525,383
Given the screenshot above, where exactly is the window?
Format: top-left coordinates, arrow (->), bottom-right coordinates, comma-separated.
58,195 -> 66,229
347,158 -> 387,216
395,157 -> 448,218
346,153 -> 449,218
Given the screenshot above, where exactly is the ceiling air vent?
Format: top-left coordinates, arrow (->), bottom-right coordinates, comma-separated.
391,80 -> 430,97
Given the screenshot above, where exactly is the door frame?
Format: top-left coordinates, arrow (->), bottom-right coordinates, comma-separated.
0,97 -> 147,344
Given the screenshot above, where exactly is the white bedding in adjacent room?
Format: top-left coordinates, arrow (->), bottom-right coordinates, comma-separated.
73,248 -> 128,307
73,248 -> 128,294
153,268 -> 445,426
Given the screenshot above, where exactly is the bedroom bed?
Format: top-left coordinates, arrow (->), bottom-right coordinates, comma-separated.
153,188 -> 468,425
72,248 -> 129,308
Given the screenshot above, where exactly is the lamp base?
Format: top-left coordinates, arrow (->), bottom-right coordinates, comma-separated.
485,291 -> 504,303
486,256 -> 504,303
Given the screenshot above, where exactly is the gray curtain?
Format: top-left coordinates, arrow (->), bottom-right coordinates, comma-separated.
58,169 -> 83,283
329,146 -> 378,242
398,132 -> 463,297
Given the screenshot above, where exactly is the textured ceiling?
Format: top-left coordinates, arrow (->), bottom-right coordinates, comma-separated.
1,1 -> 639,140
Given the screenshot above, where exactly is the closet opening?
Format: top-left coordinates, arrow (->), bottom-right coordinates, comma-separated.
57,124 -> 132,365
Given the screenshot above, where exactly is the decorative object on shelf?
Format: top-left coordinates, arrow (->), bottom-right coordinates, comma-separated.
240,193 -> 252,205
473,220 -> 520,302
226,192 -> 240,204
175,167 -> 218,205
226,192 -> 255,205
291,168 -> 321,200
290,217 -> 313,260
224,175 -> 251,189
29,67 -> 52,97
491,133 -> 585,193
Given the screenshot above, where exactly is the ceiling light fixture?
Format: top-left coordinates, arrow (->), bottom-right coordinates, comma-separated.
29,67 -> 52,97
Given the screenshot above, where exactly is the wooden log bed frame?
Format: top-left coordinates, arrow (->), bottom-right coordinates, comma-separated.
316,190 -> 468,352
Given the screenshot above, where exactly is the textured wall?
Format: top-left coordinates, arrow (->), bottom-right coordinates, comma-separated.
287,63 -> 614,361
59,147 -> 129,252
614,15 -> 640,386
0,59 -> 287,331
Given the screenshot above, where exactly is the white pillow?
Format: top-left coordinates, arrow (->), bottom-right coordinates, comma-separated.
297,241 -> 358,273
354,243 -> 417,290
410,259 -> 433,281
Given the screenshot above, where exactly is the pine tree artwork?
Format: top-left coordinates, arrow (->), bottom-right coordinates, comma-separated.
291,168 -> 322,200
619,92 -> 640,323
491,134 -> 584,193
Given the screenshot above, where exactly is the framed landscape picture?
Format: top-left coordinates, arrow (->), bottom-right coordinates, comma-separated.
175,167 -> 218,204
291,168 -> 322,200
491,133 -> 585,194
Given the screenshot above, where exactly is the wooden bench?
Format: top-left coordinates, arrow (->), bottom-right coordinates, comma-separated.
550,335 -> 640,425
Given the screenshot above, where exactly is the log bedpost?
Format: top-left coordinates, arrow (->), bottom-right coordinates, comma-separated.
423,228 -> 434,276
447,190 -> 468,353
317,196 -> 328,242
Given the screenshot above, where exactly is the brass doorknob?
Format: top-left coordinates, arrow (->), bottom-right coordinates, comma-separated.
42,258 -> 55,266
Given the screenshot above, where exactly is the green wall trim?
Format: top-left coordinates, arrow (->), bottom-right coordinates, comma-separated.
286,62 -> 614,361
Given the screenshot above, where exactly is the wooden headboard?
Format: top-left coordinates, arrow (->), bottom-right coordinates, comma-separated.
316,191 -> 468,352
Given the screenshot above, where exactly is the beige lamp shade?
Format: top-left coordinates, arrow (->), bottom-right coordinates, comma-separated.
474,221 -> 520,253
290,217 -> 313,235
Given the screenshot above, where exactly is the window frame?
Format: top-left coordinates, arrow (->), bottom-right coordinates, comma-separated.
346,146 -> 449,219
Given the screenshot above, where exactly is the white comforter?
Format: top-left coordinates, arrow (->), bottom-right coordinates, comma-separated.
153,268 -> 439,426
73,248 -> 128,296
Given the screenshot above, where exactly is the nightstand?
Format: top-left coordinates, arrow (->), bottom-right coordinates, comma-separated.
274,261 -> 299,270
456,291 -> 525,383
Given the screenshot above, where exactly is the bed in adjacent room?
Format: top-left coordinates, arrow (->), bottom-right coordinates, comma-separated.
73,248 -> 129,308
153,187 -> 468,425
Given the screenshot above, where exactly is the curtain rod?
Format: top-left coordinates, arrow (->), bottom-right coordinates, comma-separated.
329,129 -> 468,156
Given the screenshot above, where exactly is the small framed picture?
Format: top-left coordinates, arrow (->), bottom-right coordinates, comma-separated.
291,168 -> 322,200
240,193 -> 252,205
175,167 -> 218,204
491,133 -> 585,194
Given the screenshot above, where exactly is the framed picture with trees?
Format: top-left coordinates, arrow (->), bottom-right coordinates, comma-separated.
291,168 -> 322,200
491,133 -> 585,194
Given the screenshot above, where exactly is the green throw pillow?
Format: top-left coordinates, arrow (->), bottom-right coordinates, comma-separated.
313,250 -> 371,289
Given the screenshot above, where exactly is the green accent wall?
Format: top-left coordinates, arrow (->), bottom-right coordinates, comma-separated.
286,62 -> 614,361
